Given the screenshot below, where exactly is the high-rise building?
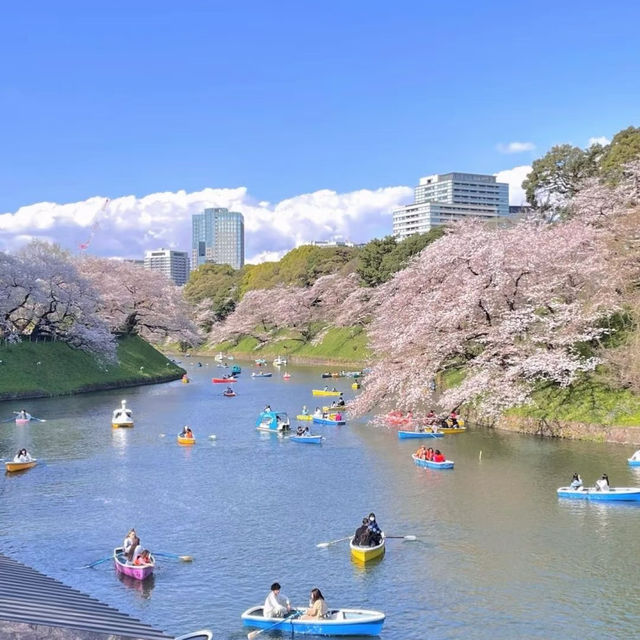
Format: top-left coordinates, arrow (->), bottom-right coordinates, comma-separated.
143,249 -> 190,286
392,172 -> 510,239
191,208 -> 244,271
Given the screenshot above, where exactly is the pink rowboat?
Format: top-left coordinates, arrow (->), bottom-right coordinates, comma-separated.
113,547 -> 155,581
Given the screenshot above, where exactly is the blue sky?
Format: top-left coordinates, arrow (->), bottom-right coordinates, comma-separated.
0,1 -> 638,259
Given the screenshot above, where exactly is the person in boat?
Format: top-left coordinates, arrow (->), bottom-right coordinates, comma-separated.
426,410 -> 437,425
300,588 -> 328,620
367,513 -> 382,546
416,445 -> 427,460
631,450 -> 640,461
14,448 -> 32,463
353,517 -> 370,545
301,405 -> 309,416
426,447 -> 434,461
331,387 -> 337,392
126,535 -> 142,563
179,425 -> 192,437
313,407 -> 322,418
448,410 -> 460,427
336,394 -> 345,407
433,450 -> 446,463
333,411 -> 343,421
225,386 -> 234,394
264,405 -> 272,412
570,473 -> 583,489
263,582 -> 291,618
296,425 -> 310,436
123,528 -> 137,556
197,362 -> 202,367
18,409 -> 29,420
134,549 -> 152,566
595,474 -> 610,491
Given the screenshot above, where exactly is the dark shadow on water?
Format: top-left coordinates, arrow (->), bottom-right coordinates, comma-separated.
116,571 -> 156,598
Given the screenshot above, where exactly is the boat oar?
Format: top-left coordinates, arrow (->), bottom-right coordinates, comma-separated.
152,551 -> 194,562
80,555 -> 112,569
316,536 -> 351,548
385,535 -> 417,541
247,610 -> 301,640
1,417 -> 16,423
30,416 -> 47,423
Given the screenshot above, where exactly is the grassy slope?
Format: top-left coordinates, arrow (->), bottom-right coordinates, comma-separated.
206,326 -> 370,364
0,336 -> 184,399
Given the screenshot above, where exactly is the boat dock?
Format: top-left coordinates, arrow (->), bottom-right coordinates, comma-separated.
0,552 -> 173,640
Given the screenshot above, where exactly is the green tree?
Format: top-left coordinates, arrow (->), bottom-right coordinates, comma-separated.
599,126 -> 640,181
522,144 -> 599,217
356,236 -> 398,287
184,263 -> 242,320
380,228 -> 446,278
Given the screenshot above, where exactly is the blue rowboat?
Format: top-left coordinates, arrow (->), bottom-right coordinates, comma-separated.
241,606 -> 385,636
290,434 -> 323,444
313,416 -> 346,425
411,454 -> 454,470
252,372 -> 273,378
557,486 -> 640,501
628,458 -> 640,467
398,430 -> 444,439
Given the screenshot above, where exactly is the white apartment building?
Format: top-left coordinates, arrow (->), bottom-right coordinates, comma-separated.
143,249 -> 190,286
393,172 -> 510,239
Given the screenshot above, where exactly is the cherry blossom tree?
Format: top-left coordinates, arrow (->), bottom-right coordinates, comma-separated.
351,219 -> 624,418
77,257 -> 200,346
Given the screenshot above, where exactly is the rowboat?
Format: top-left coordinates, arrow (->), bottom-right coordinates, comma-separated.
290,434 -> 323,444
15,417 -> 31,425
273,356 -> 287,366
111,400 -> 134,428
351,383 -> 360,390
438,426 -> 466,434
251,372 -> 273,378
412,454 -> 454,469
313,415 -> 346,425
312,389 -> 341,396
241,606 -> 385,637
398,430 -> 444,439
5,459 -> 37,473
296,414 -> 312,421
113,547 -> 155,581
556,487 -> 640,501
231,365 -> 242,376
177,434 -> 196,445
223,390 -> 236,397
350,535 -> 385,563
212,377 -> 236,383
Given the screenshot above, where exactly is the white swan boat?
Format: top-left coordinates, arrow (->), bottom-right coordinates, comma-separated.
112,400 -> 134,428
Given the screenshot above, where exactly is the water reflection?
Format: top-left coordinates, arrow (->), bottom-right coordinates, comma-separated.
116,571 -> 156,599
111,428 -> 128,453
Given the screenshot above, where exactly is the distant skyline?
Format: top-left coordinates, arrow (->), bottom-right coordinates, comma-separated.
0,1 -> 637,261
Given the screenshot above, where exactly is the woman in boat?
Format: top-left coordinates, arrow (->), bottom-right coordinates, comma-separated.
313,407 -> 322,418
126,535 -> 142,563
367,513 -> 382,546
433,450 -> 446,463
448,410 -> 460,427
301,588 -> 328,620
595,474 -> 610,491
264,405 -> 271,412
426,410 -> 437,425
14,448 -> 32,463
123,529 -> 136,556
263,582 -> 291,618
416,445 -> 427,460
570,473 -> 583,489
426,447 -> 434,461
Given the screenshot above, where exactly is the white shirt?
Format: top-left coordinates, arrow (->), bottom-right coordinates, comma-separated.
632,450 -> 640,461
264,590 -> 290,618
595,479 -> 610,491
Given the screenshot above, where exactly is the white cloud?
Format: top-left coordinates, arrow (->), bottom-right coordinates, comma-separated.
588,136 -> 610,147
497,141 -> 536,154
0,185 -> 413,263
494,165 -> 532,205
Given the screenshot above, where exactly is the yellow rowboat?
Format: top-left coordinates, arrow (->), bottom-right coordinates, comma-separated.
312,390 -> 342,397
439,426 -> 466,434
350,535 -> 385,563
177,435 -> 196,445
5,459 -> 37,473
296,414 -> 313,421
351,382 -> 360,390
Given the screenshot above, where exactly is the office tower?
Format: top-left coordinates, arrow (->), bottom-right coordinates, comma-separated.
392,172 -> 510,239
143,249 -> 190,286
191,208 -> 244,270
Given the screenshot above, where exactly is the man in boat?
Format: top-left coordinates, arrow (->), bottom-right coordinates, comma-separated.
263,582 -> 291,618
301,405 -> 309,415
353,517 -> 370,546
18,409 -> 28,419
367,513 -> 382,546
336,394 -> 345,407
